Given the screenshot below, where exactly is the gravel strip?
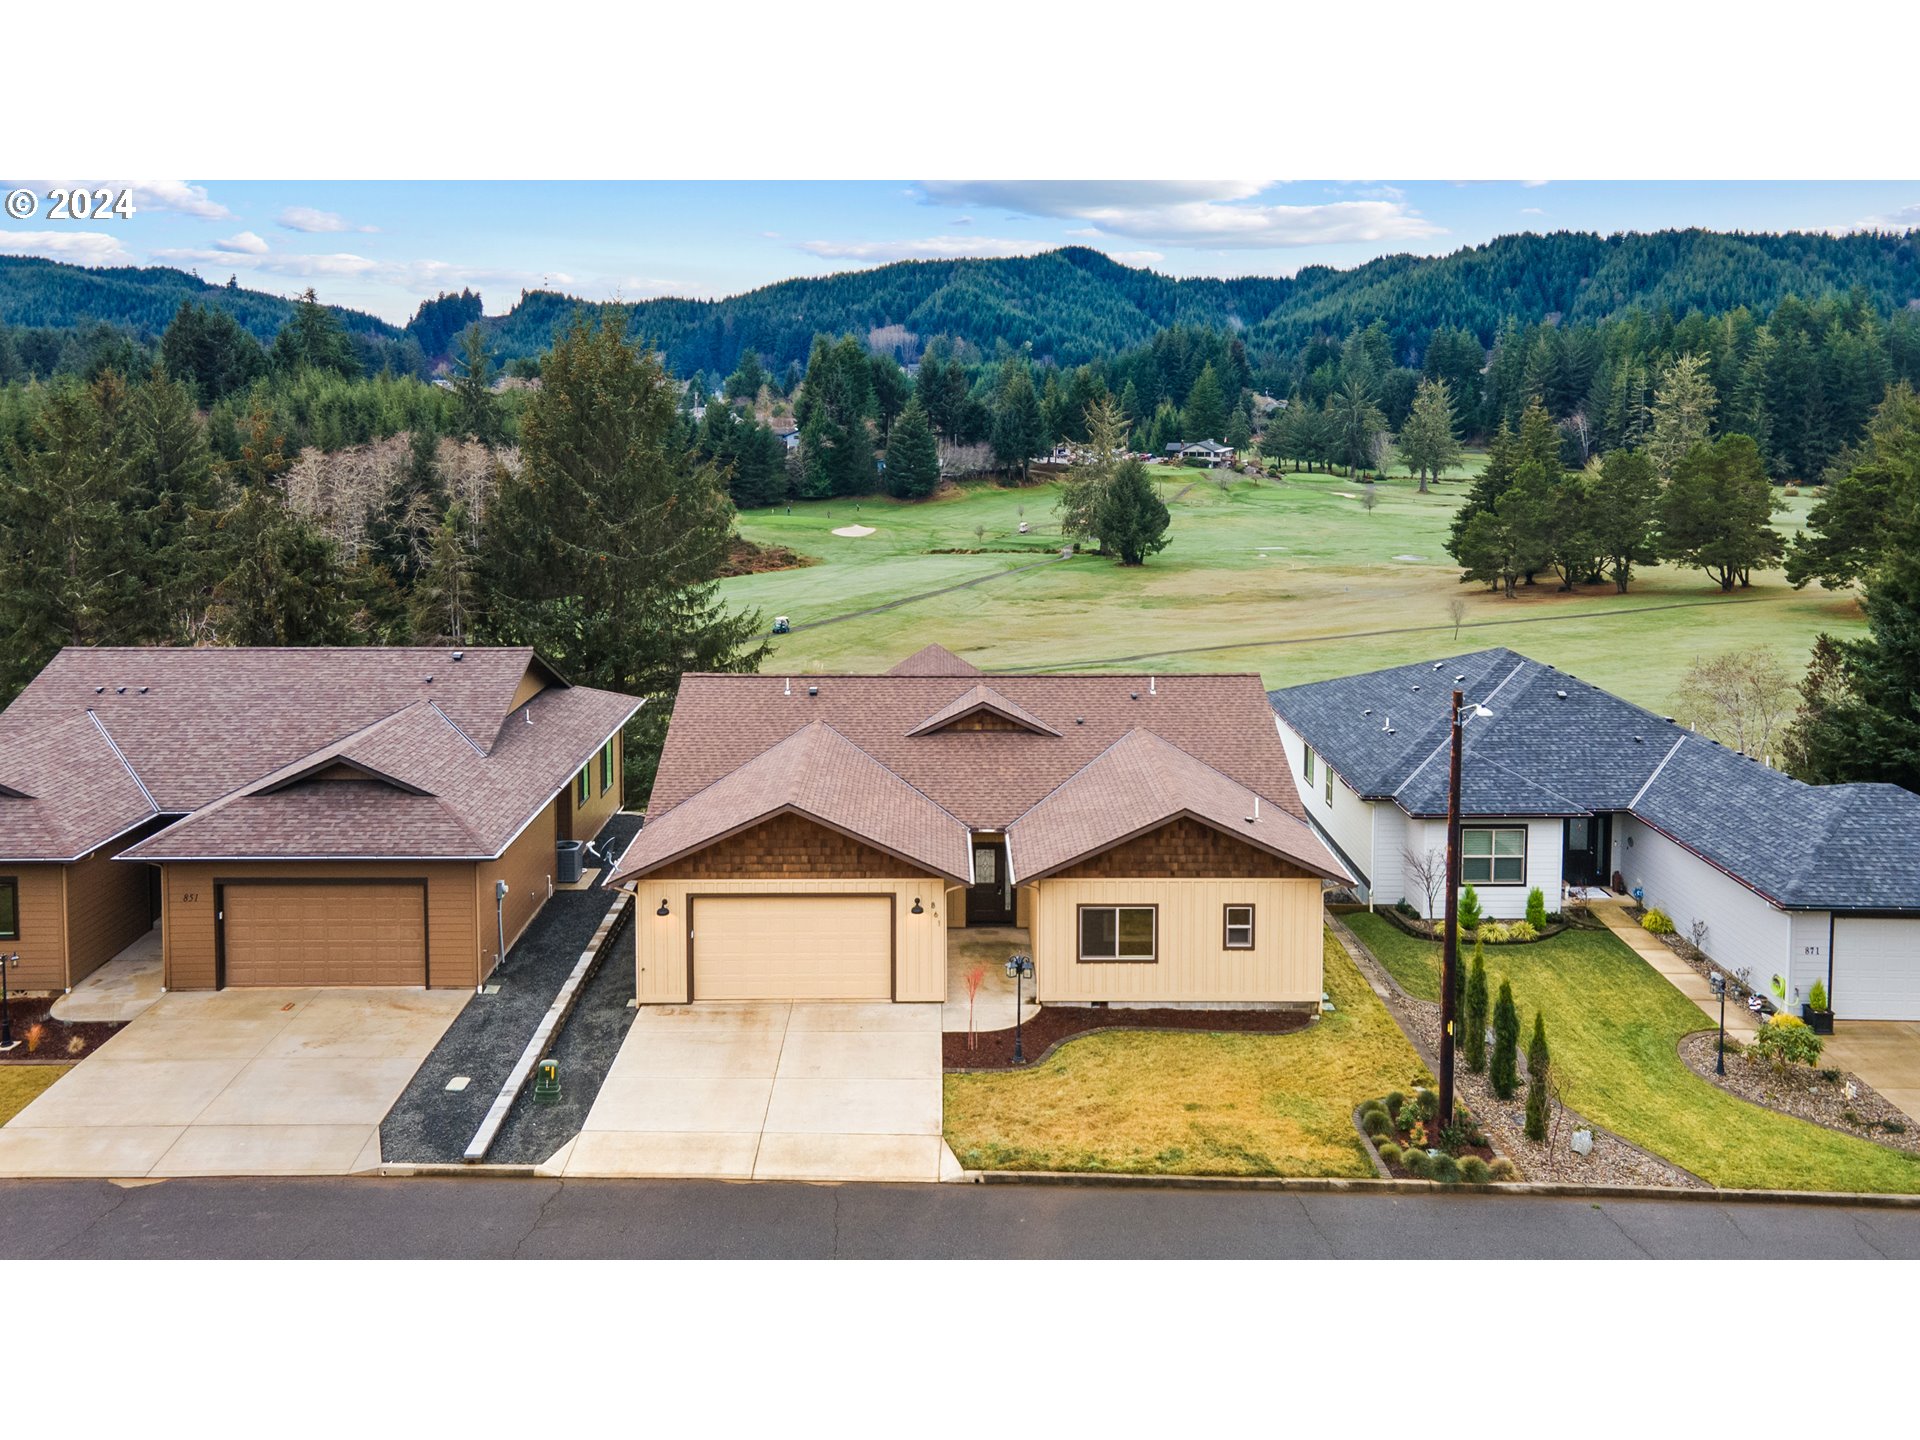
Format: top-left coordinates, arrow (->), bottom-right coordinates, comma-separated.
1678,1032 -> 1920,1155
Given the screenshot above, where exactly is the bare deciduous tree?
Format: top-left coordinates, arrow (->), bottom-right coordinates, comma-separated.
1447,597 -> 1467,641
1671,648 -> 1795,760
1403,846 -> 1446,934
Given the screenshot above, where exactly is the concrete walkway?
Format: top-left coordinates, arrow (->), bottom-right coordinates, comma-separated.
1589,901 -> 1760,1041
943,926 -> 1041,1034
561,1001 -> 955,1183
50,928 -> 163,1024
0,987 -> 465,1178
1820,1022 -> 1920,1125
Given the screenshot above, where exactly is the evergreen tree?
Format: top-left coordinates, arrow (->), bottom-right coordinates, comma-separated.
1524,1012 -> 1551,1142
450,322 -> 502,446
991,360 -> 1046,479
1224,407 -> 1251,454
1058,394 -> 1130,545
1332,374 -> 1389,476
724,348 -> 767,403
479,315 -> 766,795
1092,459 -> 1171,565
365,427 -> 451,589
126,365 -> 219,637
410,500 -> 478,644
1658,434 -> 1784,590
1464,944 -> 1489,1074
1397,376 -> 1463,491
1586,448 -> 1660,592
1489,979 -> 1521,1100
160,300 -> 265,407
205,484 -> 356,645
270,289 -> 362,378
1182,362 -> 1228,442
883,397 -> 940,499
1785,382 -> 1920,589
1647,352 -> 1719,481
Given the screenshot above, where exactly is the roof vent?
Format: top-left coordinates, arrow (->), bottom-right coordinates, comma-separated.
1632,736 -> 1644,744
451,650 -> 464,662
1362,708 -> 1372,716
115,686 -> 126,694
94,686 -> 104,694
1075,717 -> 1084,725
1149,677 -> 1157,697
1556,690 -> 1567,699
1410,684 -> 1420,692
138,686 -> 148,694
424,675 -> 434,684
783,677 -> 792,697
1454,674 -> 1466,682
1130,691 -> 1139,701
1431,663 -> 1442,671
807,685 -> 819,697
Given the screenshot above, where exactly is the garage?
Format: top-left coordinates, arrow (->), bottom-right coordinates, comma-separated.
1832,916 -> 1920,1021
691,894 -> 892,1001
221,881 -> 428,988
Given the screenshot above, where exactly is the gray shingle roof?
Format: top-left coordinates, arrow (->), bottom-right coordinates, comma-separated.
1270,647 -> 1920,912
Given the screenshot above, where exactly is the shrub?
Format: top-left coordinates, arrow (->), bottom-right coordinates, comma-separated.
1819,1068 -> 1841,1083
1490,980 -> 1521,1099
1524,1012 -> 1551,1141
1384,1090 -> 1406,1118
1427,1153 -> 1461,1184
1458,1156 -> 1492,1184
1394,898 -> 1419,920
1479,921 -> 1509,943
1505,920 -> 1539,942
1457,885 -> 1484,933
1363,1109 -> 1394,1137
1784,483 -> 1801,497
1882,1119 -> 1907,1135
1360,1098 -> 1388,1120
1413,1087 -> 1439,1122
1464,946 -> 1488,1074
1487,1158 -> 1518,1182
1401,1147 -> 1430,1177
1526,887 -> 1547,929
1755,1012 -> 1824,1068
1376,1142 -> 1402,1167
1808,980 -> 1829,1012
1641,908 -> 1676,935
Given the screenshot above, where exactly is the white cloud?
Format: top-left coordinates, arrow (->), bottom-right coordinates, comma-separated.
216,230 -> 269,254
1520,179 -> 1551,189
276,205 -> 374,234
1849,201 -> 1920,232
1,179 -> 228,219
0,230 -> 133,265
918,179 -> 1442,249
1104,250 -> 1166,266
1520,207 -> 1545,216
797,235 -> 1052,262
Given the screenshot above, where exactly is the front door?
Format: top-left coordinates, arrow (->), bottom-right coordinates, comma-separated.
1562,815 -> 1611,890
966,839 -> 1014,926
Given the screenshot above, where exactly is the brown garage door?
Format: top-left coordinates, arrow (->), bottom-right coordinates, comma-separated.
222,882 -> 427,987
693,894 -> 892,1001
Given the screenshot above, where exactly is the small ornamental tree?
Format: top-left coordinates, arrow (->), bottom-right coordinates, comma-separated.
1490,979 -> 1521,1099
1526,886 -> 1548,930
1524,1012 -> 1551,1141
1457,884 -> 1484,935
1464,943 -> 1489,1074
1755,1013 -> 1824,1068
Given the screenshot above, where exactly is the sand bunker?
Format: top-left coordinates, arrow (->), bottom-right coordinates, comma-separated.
832,524 -> 877,537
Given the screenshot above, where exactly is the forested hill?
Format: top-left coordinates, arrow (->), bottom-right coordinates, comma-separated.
4,229 -> 1917,376
0,255 -> 398,341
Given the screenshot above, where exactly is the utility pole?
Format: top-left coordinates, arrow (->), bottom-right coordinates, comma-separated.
1437,689 -> 1465,1132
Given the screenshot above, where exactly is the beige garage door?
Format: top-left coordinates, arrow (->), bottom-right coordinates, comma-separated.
223,882 -> 427,987
693,894 -> 892,1001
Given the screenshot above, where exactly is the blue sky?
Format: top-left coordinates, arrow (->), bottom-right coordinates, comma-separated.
3,179 -> 1916,326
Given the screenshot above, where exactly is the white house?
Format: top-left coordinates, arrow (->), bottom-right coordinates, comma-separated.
1269,648 -> 1920,1021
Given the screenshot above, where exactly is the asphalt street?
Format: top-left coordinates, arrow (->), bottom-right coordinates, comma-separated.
4,1177 -> 1918,1259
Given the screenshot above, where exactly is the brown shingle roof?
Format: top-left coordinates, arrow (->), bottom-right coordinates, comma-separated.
615,648 -> 1342,883
1006,729 -> 1348,883
3,647 -> 639,862
886,643 -> 981,677
613,721 -> 971,882
905,683 -> 1062,738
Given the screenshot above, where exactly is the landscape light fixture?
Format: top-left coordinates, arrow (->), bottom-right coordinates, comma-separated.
1004,954 -> 1035,1064
1438,691 -> 1493,1131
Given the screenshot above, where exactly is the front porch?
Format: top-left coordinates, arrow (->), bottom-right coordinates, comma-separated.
944,925 -> 1039,1034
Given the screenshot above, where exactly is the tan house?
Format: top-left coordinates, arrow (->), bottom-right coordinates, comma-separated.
610,644 -> 1348,1008
0,647 -> 638,993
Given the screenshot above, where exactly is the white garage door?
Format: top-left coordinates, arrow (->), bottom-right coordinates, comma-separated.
1833,917 -> 1920,1021
692,894 -> 892,1001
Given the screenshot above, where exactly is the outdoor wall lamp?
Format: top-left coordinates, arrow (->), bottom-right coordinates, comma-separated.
656,898 -> 670,917
911,897 -> 924,914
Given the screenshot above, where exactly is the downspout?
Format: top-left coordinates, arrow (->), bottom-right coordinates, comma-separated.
491,878 -> 509,990
1827,911 -> 1836,1013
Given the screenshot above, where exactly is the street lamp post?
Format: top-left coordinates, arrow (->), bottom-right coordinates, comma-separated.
1004,954 -> 1034,1064
1710,971 -> 1727,1076
1438,689 -> 1494,1135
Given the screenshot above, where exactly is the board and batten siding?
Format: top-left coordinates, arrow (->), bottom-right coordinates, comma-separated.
1030,877 -> 1323,1006
161,860 -> 482,991
3,864 -> 68,990
562,733 -> 622,843
475,793 -> 560,980
1618,815 -> 1791,998
64,842 -> 155,986
633,877 -> 947,1004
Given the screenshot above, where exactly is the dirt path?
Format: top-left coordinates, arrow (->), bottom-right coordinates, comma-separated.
760,552 -> 1073,638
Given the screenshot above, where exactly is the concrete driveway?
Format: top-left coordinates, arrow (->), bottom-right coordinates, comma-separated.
561,1002 -> 954,1183
1822,1021 -> 1920,1124
0,988 -> 465,1178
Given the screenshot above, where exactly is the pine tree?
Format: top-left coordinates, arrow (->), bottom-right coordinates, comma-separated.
1658,434 -> 1784,590
270,289 -> 362,378
1586,448 -> 1660,592
724,348 -> 767,403
1524,1012 -> 1551,1141
1182,362 -> 1228,442
410,501 -> 477,644
1490,979 -> 1521,1100
1647,352 -> 1719,481
1397,377 -> 1463,491
991,360 -> 1046,480
1091,459 -> 1171,565
1464,944 -> 1489,1073
883,398 -> 940,499
451,323 -> 501,447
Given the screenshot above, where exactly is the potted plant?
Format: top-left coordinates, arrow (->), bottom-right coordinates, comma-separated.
1803,979 -> 1834,1036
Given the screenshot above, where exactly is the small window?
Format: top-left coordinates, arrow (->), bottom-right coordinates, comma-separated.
1224,904 -> 1255,949
575,766 -> 590,806
599,740 -> 614,793
1078,905 -> 1157,963
1462,826 -> 1528,885
1303,745 -> 1316,783
0,877 -> 16,941
1324,768 -> 1333,805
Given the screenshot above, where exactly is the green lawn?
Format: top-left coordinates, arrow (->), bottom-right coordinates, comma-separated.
0,1065 -> 69,1125
728,464 -> 1862,714
1343,913 -> 1920,1193
941,929 -> 1427,1177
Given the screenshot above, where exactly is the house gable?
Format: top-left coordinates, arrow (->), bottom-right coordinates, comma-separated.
1047,816 -> 1323,881
646,811 -> 938,881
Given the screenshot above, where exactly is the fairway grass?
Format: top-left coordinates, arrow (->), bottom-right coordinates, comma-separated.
1342,913 -> 1920,1194
728,465 -> 1861,712
941,930 -> 1427,1178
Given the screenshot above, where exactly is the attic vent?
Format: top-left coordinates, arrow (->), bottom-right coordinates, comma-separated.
116,686 -> 126,694
1075,717 -> 1084,725
424,675 -> 434,684
1410,684 -> 1420,692
1431,663 -> 1442,671
1362,708 -> 1372,716
94,686 -> 104,694
451,651 -> 464,661
807,685 -> 819,697
1632,736 -> 1644,744
138,686 -> 148,694
1130,691 -> 1139,701
1556,690 -> 1568,699
1454,674 -> 1466,682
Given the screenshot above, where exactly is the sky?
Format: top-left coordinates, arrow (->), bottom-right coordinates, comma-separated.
3,179 -> 1917,327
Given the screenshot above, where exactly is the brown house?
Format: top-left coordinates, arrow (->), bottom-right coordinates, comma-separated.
0,647 -> 638,993
610,644 -> 1349,1007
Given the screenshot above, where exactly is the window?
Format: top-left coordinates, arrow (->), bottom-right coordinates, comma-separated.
1223,904 -> 1255,949
1303,745 -> 1316,784
1324,768 -> 1333,806
598,740 -> 614,793
575,766 -> 590,806
0,877 -> 16,941
1078,905 -> 1157,963
1462,827 -> 1528,885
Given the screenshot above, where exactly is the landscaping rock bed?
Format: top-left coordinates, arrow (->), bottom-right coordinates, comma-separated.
1626,907 -> 1775,1014
0,994 -> 124,1064
1678,1032 -> 1920,1156
945,1006 -> 1311,1072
